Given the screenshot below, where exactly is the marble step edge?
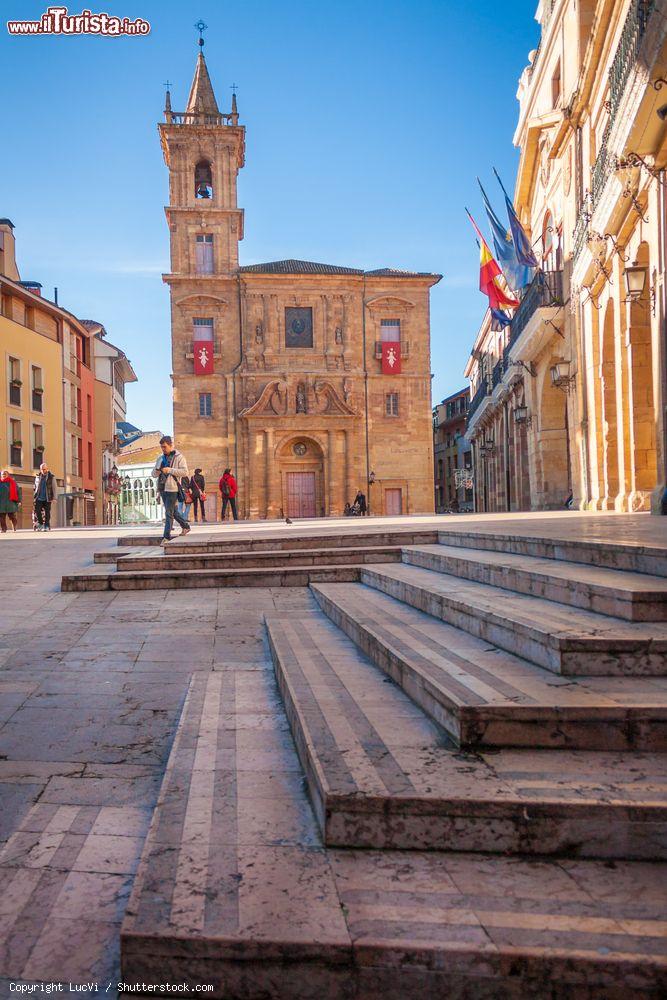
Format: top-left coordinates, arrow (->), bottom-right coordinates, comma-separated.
264,617 -> 667,859
115,545 -> 404,571
359,566 -> 667,677
437,530 -> 667,577
310,583 -> 667,752
160,529 -> 440,555
60,565 -> 365,592
405,545 -> 667,622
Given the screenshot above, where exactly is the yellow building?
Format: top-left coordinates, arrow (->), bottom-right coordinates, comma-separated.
0,219 -> 64,527
466,0 -> 667,514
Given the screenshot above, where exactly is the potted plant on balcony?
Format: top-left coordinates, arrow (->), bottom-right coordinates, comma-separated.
10,378 -> 22,387
33,386 -> 44,395
11,439 -> 22,448
34,444 -> 45,453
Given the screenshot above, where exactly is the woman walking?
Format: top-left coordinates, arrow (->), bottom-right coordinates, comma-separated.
0,470 -> 21,532
219,468 -> 238,521
191,468 -> 207,522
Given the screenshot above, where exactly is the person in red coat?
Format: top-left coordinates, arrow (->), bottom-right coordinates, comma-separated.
219,468 -> 239,521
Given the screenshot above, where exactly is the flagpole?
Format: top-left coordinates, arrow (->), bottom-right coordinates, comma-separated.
493,166 -> 513,203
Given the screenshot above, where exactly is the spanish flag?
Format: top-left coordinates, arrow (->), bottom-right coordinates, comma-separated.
466,209 -> 519,311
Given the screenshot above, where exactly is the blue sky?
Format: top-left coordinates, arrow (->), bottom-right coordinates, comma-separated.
1,0 -> 539,432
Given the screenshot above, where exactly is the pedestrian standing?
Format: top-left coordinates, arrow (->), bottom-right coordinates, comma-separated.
0,470 -> 21,532
191,468 -> 207,522
354,490 -> 368,516
151,435 -> 191,544
34,462 -> 56,531
219,468 -> 239,521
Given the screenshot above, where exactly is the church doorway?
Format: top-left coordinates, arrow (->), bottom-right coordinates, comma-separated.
286,472 -> 316,518
277,436 -> 325,518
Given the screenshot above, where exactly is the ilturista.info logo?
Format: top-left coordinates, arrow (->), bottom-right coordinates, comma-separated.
7,6 -> 150,36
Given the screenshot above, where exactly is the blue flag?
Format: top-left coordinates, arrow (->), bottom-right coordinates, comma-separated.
490,308 -> 512,331
478,179 -> 534,291
494,168 -> 539,268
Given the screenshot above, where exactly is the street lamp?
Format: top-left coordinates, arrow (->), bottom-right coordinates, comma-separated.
623,262 -> 647,302
513,404 -> 531,426
550,361 -> 576,392
367,471 -> 376,516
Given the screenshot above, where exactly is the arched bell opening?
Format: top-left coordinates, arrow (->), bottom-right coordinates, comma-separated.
194,158 -> 213,200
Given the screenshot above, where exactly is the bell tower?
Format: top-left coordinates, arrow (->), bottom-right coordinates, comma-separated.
159,28 -> 246,494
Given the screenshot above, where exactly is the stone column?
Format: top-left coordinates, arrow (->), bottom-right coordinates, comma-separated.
265,427 -> 277,518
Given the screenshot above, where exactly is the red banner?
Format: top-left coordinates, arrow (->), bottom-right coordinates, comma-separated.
193,340 -> 214,375
381,341 -> 401,374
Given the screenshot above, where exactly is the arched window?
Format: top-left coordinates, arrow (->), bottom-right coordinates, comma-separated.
195,159 -> 213,199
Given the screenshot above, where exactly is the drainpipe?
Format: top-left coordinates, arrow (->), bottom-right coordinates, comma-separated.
362,275 -> 372,513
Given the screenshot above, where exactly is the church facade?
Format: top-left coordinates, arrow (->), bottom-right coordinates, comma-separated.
159,42 -> 440,519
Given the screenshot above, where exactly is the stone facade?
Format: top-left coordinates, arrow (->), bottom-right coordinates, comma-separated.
433,388 -> 473,512
466,0 -> 667,514
160,46 -> 439,519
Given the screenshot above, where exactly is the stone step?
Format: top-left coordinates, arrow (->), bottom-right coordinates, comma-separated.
161,527 -> 439,555
360,563 -> 667,676
404,544 -> 667,622
60,564 -> 363,592
265,611 -> 667,857
93,545 -> 158,565
116,545 -> 403,573
311,582 -> 667,751
121,672 -> 667,998
437,528 -> 667,577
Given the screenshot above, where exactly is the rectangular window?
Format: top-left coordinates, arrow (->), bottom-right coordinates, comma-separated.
88,440 -> 93,478
195,234 -> 214,274
32,423 -> 44,470
285,307 -> 313,348
31,365 -> 43,412
87,394 -> 93,433
10,417 -> 22,467
193,317 -> 214,339
8,357 -> 21,407
199,392 -> 212,418
385,392 -> 399,417
380,319 -> 401,342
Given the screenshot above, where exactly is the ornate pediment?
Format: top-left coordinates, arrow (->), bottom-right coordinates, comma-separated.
365,295 -> 415,312
175,293 -> 229,307
240,379 -> 288,417
313,380 -> 356,415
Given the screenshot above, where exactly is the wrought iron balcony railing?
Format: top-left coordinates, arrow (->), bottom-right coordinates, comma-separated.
508,270 -> 564,349
609,0 -> 655,123
467,377 -> 491,425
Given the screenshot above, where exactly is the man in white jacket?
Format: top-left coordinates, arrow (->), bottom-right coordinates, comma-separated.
151,435 -> 191,543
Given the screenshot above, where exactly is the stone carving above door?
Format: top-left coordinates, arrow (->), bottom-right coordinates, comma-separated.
239,378 -> 289,417
313,379 -> 357,415
240,378 -> 355,418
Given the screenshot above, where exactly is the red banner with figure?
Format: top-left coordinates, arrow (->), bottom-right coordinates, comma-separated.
381,341 -> 401,374
193,341 -> 214,375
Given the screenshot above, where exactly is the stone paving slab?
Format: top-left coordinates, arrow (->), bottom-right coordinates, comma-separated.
311,582 -> 667,750
61,565 -> 363,592
406,543 -> 667,620
361,563 -> 667,676
266,611 -> 667,858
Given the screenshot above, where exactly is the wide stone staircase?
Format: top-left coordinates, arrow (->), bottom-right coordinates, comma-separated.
88,522 -> 667,996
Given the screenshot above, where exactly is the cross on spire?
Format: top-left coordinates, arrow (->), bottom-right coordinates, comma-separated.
194,19 -> 207,47
230,83 -> 238,95
163,80 -> 172,91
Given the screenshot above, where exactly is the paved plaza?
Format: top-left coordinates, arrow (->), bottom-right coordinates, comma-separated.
0,512 -> 666,997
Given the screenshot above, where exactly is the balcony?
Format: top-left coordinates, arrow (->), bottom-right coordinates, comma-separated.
467,378 -> 491,427
166,110 -> 236,127
573,0 -> 655,260
9,382 -> 21,407
32,388 -> 43,412
508,270 -> 564,352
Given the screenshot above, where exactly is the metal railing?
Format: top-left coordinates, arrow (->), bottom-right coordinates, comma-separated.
467,377 -> 491,425
491,358 -> 505,389
508,270 -> 564,349
609,0 -> 654,121
573,0 -> 655,258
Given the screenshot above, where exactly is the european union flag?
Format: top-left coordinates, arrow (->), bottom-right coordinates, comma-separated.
490,309 -> 512,331
494,168 -> 539,269
478,179 -> 534,291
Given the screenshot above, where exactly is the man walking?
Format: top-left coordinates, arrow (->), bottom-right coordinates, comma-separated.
152,436 -> 191,543
34,462 -> 56,530
219,468 -> 238,521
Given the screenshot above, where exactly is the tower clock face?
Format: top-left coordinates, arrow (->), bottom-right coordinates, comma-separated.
285,307 -> 313,348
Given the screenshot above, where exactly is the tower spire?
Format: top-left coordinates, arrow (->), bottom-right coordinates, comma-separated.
186,21 -> 220,116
